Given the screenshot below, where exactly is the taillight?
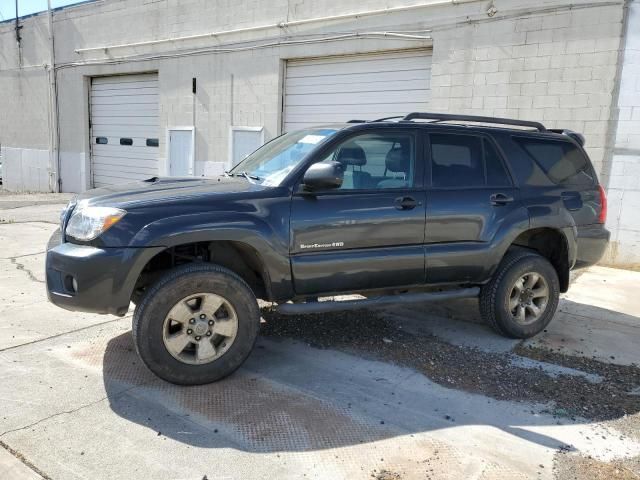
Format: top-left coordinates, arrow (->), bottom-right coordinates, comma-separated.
598,184 -> 607,224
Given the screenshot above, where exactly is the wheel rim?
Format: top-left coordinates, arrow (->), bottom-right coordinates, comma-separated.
162,292 -> 239,365
508,272 -> 549,325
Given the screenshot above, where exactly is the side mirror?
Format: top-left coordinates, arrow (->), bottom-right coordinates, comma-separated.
302,161 -> 344,190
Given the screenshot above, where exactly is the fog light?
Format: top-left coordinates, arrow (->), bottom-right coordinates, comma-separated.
64,275 -> 78,293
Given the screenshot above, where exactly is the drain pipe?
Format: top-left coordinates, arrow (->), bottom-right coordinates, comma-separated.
46,0 -> 60,192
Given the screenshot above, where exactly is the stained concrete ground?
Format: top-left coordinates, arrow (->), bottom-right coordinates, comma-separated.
0,192 -> 638,480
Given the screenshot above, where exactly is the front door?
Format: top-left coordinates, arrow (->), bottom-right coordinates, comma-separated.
425,131 -> 521,283
168,128 -> 194,176
290,129 -> 426,295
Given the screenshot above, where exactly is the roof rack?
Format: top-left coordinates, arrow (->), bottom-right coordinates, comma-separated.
401,112 -> 546,131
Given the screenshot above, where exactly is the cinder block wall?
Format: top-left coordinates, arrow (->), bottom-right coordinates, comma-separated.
0,14 -> 52,192
603,0 -> 640,268
429,3 -> 623,177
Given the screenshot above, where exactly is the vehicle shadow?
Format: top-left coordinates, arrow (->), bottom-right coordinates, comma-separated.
101,297 -> 639,453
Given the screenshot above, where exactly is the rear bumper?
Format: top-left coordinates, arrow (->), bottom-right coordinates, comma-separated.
574,223 -> 610,269
46,229 -> 163,316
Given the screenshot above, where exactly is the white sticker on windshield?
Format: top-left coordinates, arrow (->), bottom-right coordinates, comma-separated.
299,135 -> 325,145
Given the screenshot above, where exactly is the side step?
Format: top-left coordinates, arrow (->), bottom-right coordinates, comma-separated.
276,287 -> 480,315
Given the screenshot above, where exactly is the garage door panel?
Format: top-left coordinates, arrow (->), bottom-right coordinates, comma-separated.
91,87 -> 158,98
92,157 -> 159,168
286,90 -> 431,106
285,101 -> 430,116
92,116 -> 159,127
286,55 -> 431,78
91,73 -> 159,187
285,78 -> 431,95
285,69 -> 431,88
284,51 -> 432,132
92,147 -> 160,159
93,165 -> 158,177
90,104 -> 159,115
91,95 -> 159,106
91,80 -> 159,91
92,74 -> 158,85
90,126 -> 159,137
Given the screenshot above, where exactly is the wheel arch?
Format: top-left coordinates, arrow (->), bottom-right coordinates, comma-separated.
509,227 -> 572,292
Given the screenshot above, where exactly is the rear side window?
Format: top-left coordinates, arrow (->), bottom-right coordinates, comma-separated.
515,138 -> 594,185
430,134 -> 511,187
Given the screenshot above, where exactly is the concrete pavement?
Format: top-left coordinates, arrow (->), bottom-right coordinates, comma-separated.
0,193 -> 638,480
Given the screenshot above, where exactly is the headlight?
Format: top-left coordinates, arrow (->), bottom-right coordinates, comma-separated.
65,206 -> 126,241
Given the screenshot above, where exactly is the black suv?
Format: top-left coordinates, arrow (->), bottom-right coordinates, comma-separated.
46,112 -> 609,385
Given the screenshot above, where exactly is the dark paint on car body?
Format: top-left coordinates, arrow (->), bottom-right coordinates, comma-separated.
46,121 -> 609,317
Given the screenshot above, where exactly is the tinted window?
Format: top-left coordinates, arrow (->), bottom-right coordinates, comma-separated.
95,137 -> 108,144
120,138 -> 133,146
320,133 -> 415,190
484,139 -> 511,186
146,138 -> 159,147
516,138 -> 593,185
431,134 -> 483,187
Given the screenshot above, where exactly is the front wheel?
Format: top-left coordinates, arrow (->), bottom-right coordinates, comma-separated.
132,263 -> 260,385
479,249 -> 560,339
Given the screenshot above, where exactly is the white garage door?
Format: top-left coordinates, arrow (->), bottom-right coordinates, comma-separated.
283,50 -> 432,131
90,73 -> 159,187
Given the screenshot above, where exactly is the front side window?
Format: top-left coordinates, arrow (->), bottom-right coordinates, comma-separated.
430,133 -> 512,188
230,128 -> 338,186
318,132 -> 416,190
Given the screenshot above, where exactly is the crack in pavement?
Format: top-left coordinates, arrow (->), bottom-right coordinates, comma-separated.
9,257 -> 45,284
0,440 -> 52,480
0,383 -> 141,439
0,220 -> 57,225
1,251 -> 46,261
0,316 -> 128,353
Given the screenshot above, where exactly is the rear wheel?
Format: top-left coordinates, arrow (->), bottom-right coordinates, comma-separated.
132,263 -> 260,385
480,249 -> 560,338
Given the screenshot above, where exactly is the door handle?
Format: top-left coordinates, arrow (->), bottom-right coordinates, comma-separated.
395,196 -> 419,210
490,193 -> 514,206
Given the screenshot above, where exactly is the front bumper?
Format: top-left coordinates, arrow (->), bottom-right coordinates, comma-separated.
574,223 -> 610,269
46,229 -> 163,316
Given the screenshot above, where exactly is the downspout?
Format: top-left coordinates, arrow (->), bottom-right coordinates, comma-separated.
47,0 -> 60,192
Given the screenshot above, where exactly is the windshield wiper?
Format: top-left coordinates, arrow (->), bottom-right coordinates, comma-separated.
230,171 -> 261,182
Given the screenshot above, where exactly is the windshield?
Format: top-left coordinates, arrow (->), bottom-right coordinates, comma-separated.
229,128 -> 339,186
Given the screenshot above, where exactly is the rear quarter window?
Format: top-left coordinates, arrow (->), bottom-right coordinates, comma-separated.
515,137 -> 594,185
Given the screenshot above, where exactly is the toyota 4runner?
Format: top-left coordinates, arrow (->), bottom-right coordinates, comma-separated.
46,112 -> 610,385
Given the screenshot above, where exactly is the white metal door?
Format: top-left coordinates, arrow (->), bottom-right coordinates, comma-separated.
90,73 -> 159,187
168,129 -> 194,176
283,50 -> 432,131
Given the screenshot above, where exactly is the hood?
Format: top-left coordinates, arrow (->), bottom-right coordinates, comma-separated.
75,176 -> 267,209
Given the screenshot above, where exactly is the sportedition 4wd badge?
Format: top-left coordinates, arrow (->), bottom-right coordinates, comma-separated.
300,241 -> 344,249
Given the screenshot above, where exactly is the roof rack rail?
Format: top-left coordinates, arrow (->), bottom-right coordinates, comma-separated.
402,112 -> 546,131
373,115 -> 405,122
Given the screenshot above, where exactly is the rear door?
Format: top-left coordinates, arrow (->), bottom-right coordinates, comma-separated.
425,131 -> 520,283
513,136 -> 601,226
290,128 -> 426,295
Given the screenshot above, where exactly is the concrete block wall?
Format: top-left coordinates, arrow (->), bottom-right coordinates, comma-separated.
603,0 -> 640,268
0,14 -> 53,192
429,3 -> 623,177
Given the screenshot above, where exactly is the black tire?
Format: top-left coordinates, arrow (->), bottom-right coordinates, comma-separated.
132,263 -> 260,385
479,249 -> 560,339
